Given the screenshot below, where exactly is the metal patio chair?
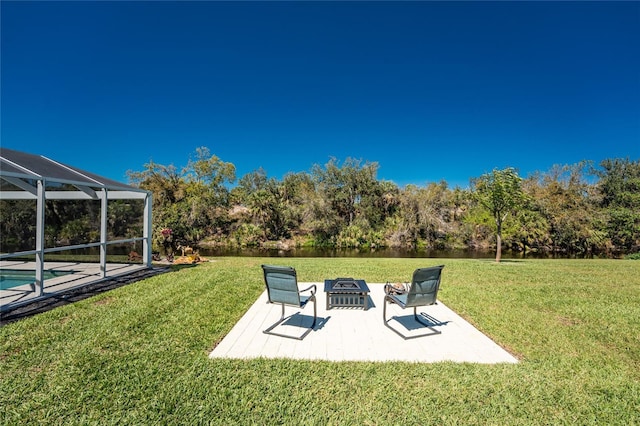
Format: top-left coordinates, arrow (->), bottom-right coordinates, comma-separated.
261,264 -> 317,340
383,265 -> 445,339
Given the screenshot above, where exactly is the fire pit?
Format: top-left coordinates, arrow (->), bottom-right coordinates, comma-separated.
324,278 -> 370,310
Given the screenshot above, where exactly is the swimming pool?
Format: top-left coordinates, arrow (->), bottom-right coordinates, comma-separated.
0,269 -> 74,290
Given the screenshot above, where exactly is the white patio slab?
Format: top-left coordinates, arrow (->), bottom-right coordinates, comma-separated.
209,283 -> 518,364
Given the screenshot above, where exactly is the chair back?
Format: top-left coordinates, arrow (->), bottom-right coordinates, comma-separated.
405,265 -> 445,307
262,265 -> 301,307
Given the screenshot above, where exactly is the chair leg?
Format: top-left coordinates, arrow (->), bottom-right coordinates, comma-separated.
263,299 -> 316,340
311,295 -> 317,328
384,298 -> 442,340
383,295 -> 389,323
298,296 -> 316,340
413,307 -> 437,328
298,295 -> 317,340
263,303 -> 287,335
383,295 -> 410,339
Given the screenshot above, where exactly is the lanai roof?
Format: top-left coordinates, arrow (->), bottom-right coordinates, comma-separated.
0,147 -> 147,199
1,147 -> 152,312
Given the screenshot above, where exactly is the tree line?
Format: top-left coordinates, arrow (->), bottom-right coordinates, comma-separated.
1,147 -> 639,258
128,148 -> 639,258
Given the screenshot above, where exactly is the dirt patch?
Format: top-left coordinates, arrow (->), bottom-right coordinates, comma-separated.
93,297 -> 115,306
557,315 -> 581,326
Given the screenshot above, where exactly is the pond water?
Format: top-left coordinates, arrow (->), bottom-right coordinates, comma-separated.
196,247 -> 567,259
20,244 -> 590,260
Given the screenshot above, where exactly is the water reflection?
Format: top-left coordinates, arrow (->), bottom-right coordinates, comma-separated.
48,244 -> 590,259
196,247 -> 564,259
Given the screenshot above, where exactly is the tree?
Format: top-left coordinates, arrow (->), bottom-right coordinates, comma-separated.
230,168 -> 269,205
182,148 -> 236,242
527,162 -> 605,255
127,147 -> 236,247
0,200 -> 37,252
186,147 -> 236,202
472,168 -> 527,262
246,178 -> 288,240
311,157 -> 380,227
594,158 -> 640,252
389,184 -> 421,248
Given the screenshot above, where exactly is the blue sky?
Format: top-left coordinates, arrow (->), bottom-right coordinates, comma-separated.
2,1 -> 639,188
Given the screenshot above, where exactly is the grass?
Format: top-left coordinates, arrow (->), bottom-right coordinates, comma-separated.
1,257 -> 639,425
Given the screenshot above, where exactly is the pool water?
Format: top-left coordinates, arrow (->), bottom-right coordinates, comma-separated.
0,269 -> 74,290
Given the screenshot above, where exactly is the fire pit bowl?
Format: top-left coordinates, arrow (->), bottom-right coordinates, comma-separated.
324,278 -> 370,310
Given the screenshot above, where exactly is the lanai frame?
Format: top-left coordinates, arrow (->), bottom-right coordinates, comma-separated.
0,148 -> 152,306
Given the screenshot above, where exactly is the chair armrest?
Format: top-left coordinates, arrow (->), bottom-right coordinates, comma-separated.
299,284 -> 317,296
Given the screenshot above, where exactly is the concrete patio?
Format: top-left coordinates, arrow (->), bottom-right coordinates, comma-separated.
1,260 -> 147,311
209,283 -> 518,364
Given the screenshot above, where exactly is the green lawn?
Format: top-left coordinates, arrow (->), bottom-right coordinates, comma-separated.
1,258 -> 639,425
